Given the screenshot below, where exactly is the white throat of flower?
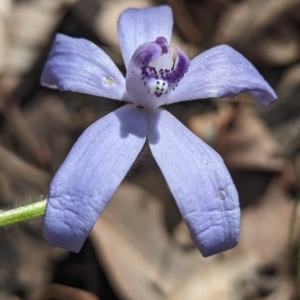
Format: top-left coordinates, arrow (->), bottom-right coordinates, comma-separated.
126,37 -> 190,108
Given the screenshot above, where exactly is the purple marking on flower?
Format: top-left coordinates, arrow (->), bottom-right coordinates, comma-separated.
126,36 -> 189,105
41,5 -> 277,257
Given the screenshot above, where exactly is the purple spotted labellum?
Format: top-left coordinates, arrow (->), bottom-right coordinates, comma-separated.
41,5 -> 276,257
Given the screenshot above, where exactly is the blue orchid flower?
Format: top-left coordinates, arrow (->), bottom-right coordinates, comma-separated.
41,6 -> 276,257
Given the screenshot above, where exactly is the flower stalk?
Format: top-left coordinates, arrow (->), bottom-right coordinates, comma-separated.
0,199 -> 46,226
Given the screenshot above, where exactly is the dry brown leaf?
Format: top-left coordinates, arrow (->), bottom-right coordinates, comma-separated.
31,283 -> 99,300
0,0 -> 80,99
90,179 -> 295,300
90,182 -> 209,300
213,0 -> 300,45
212,0 -> 300,65
166,0 -> 203,44
0,0 -> 11,73
4,104 -> 51,166
260,62 -> 300,125
23,93 -> 72,172
257,62 -> 300,160
164,254 -> 260,300
251,22 -> 300,66
0,144 -> 49,205
0,224 -> 67,299
221,105 -> 284,172
238,178 -> 294,260
187,104 -> 236,146
164,179 -> 295,300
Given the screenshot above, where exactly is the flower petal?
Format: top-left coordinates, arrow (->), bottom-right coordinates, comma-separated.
117,6 -> 173,69
147,109 -> 240,257
44,105 -> 147,252
41,34 -> 126,100
170,45 -> 277,107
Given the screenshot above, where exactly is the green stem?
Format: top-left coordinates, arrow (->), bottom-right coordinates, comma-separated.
0,199 -> 47,226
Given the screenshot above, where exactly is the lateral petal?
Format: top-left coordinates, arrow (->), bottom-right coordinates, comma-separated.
41,34 -> 126,100
170,45 -> 277,107
117,6 -> 173,69
44,105 -> 147,252
147,109 -> 240,257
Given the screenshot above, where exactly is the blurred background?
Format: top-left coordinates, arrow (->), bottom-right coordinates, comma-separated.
0,0 -> 300,299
